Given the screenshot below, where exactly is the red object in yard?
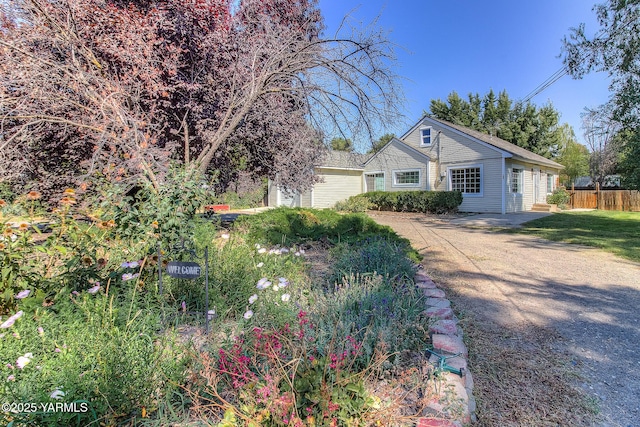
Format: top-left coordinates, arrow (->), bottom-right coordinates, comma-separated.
204,204 -> 230,212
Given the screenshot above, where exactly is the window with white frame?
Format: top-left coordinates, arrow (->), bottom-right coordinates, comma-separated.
511,168 -> 523,193
547,174 -> 554,193
420,127 -> 432,146
450,166 -> 482,194
393,169 -> 420,187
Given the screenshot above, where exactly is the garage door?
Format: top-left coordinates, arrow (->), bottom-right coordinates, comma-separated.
312,169 -> 363,208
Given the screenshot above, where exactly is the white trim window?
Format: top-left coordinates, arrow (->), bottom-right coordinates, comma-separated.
393,169 -> 421,187
546,174 -> 554,193
449,165 -> 482,196
511,168 -> 523,193
420,126 -> 432,146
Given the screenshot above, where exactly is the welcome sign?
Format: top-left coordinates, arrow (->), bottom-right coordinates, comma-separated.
166,261 -> 202,279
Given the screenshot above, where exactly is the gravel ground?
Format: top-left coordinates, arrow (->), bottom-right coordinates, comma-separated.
368,212 -> 640,427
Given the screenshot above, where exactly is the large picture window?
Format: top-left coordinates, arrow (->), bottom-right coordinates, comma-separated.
393,169 -> 421,187
449,166 -> 482,195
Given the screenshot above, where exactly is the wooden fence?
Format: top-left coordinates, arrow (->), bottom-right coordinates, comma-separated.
569,184 -> 640,211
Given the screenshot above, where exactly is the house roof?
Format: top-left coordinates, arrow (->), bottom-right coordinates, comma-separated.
364,137 -> 431,166
414,116 -> 564,169
317,150 -> 369,170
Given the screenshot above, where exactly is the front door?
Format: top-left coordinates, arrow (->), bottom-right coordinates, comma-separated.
534,170 -> 541,203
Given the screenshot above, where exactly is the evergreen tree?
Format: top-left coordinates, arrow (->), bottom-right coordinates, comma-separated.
428,89 -> 566,158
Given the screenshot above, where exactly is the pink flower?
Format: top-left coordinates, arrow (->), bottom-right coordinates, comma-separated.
243,310 -> 254,320
0,311 -> 23,329
54,348 -> 61,353
87,284 -> 100,294
7,374 -> 15,381
37,327 -> 44,336
15,289 -> 30,299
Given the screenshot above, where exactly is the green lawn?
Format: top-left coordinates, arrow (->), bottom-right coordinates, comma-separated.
514,210 -> 640,262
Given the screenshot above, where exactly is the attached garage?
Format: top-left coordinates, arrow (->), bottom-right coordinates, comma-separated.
311,168 -> 364,208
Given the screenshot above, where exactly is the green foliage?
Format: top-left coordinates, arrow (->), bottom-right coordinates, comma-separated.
0,290 -> 187,426
333,194 -> 373,212
546,187 -> 571,208
556,124 -> 590,186
214,188 -> 265,209
313,273 -> 428,371
235,207 -> 401,246
368,133 -> 395,153
515,210 -> 640,262
329,236 -> 415,285
329,137 -> 354,152
190,314 -> 383,427
99,166 -> 209,251
619,129 -> 640,190
363,191 -> 463,213
429,89 -> 567,158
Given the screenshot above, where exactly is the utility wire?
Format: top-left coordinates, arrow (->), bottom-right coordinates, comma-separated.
519,15 -> 636,105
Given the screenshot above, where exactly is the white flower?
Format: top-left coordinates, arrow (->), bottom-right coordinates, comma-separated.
15,289 -> 30,299
249,294 -> 258,304
299,249 -> 306,254
272,284 -> 279,291
87,284 -> 100,294
243,310 -> 253,320
258,248 -> 267,254
121,273 -> 139,281
256,278 -> 271,290
207,310 -> 216,320
50,388 -> 65,400
268,249 -> 278,255
280,248 -> 289,254
16,353 -> 33,369
256,262 -> 264,268
294,252 -> 301,257
255,244 -> 261,249
221,233 -> 230,240
281,293 -> 291,302
0,311 -> 23,329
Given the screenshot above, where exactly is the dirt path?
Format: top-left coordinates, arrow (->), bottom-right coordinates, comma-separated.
369,212 -> 640,427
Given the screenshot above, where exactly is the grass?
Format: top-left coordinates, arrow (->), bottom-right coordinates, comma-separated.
512,210 -> 640,262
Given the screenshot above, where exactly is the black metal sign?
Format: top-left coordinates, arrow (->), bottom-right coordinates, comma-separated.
166,261 -> 202,279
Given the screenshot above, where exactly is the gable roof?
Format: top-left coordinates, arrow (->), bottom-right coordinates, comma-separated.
406,116 -> 563,169
317,150 -> 369,170
364,137 -> 431,166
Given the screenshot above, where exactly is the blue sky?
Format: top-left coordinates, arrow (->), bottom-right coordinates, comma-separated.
317,0 -> 611,147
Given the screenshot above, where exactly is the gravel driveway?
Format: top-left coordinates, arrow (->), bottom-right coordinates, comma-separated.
368,212 -> 640,427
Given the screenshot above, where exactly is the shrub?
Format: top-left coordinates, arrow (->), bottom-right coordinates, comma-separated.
363,191 -> 462,213
333,194 -> 373,213
0,289 -> 187,426
547,187 -> 571,208
329,236 -> 415,285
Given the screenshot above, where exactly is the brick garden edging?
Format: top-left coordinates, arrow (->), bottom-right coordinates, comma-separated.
414,268 -> 476,426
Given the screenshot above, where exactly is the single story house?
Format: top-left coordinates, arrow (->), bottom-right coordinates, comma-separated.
268,116 -> 564,213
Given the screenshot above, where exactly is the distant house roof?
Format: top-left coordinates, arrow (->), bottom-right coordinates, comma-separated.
413,116 -> 564,169
318,150 -> 370,170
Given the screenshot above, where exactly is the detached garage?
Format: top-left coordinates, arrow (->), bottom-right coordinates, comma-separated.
267,151 -> 366,208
